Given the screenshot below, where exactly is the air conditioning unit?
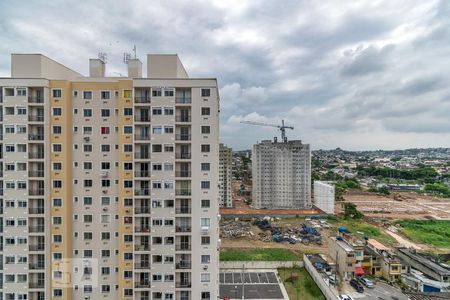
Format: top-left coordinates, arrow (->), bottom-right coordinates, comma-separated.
103,207 -> 108,212
203,265 -> 208,270
201,226 -> 210,235
84,136 -> 90,141
101,171 -> 109,178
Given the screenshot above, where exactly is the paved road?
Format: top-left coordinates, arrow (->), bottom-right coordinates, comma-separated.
353,282 -> 408,300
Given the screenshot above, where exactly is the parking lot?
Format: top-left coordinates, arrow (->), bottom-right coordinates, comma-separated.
219,271 -> 285,299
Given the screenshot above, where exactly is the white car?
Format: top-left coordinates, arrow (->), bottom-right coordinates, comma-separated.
337,295 -> 354,300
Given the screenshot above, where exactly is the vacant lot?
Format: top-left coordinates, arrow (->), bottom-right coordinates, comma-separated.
279,267 -> 325,300
397,220 -> 450,249
220,248 -> 302,261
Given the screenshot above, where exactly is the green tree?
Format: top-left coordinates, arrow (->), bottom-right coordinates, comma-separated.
342,202 -> 363,219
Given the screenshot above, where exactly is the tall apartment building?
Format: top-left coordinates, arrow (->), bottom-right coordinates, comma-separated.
0,54 -> 220,300
252,139 -> 311,209
313,181 -> 335,214
218,144 -> 232,208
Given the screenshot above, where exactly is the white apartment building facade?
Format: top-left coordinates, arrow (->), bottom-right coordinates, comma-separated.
252,139 -> 311,209
0,53 -> 219,300
313,181 -> 335,214
218,144 -> 232,208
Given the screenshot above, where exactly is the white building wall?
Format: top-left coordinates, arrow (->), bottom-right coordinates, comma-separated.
313,181 -> 335,214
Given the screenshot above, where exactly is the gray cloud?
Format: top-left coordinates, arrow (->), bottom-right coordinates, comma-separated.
1,0 -> 450,150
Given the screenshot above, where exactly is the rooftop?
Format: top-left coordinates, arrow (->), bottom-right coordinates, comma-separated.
398,248 -> 450,276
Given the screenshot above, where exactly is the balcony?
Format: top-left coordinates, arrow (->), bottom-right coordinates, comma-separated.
28,96 -> 44,104
28,115 -> 44,122
28,170 -> 44,178
135,171 -> 150,178
29,207 -> 44,214
29,262 -> 45,270
175,189 -> 191,196
176,261 -> 191,269
176,171 -> 191,178
175,97 -> 191,104
175,207 -> 192,214
29,189 -> 45,196
135,152 -> 150,159
134,262 -> 150,269
29,134 -> 44,141
176,281 -> 192,288
134,96 -> 151,103
135,189 -> 150,196
135,207 -> 150,214
175,116 -> 192,122
29,244 -> 45,251
29,282 -> 45,289
135,244 -> 150,251
135,134 -> 151,141
175,152 -> 191,159
29,225 -> 45,233
135,226 -> 151,233
29,152 -> 44,159
134,116 -> 151,122
135,281 -> 151,288
176,243 -> 191,251
176,226 -> 191,233
175,134 -> 191,141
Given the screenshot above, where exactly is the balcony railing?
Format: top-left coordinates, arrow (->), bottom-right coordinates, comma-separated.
29,207 -> 44,214
134,244 -> 150,251
28,115 -> 44,122
29,189 -> 45,196
29,244 -> 45,251
28,170 -> 44,177
29,152 -> 44,159
135,134 -> 151,141
134,96 -> 151,103
176,171 -> 191,178
28,97 -> 44,104
135,226 -> 151,233
29,263 -> 45,270
134,281 -> 151,288
175,207 -> 192,214
134,116 -> 151,122
134,262 -> 150,269
175,152 -> 191,159
175,243 -> 192,251
135,171 -> 150,178
176,261 -> 191,269
29,282 -> 45,289
29,134 -> 44,141
175,134 -> 191,141
135,207 -> 150,214
175,116 -> 192,122
176,226 -> 191,233
29,225 -> 45,233
176,281 -> 192,288
135,152 -> 150,159
175,189 -> 191,196
135,189 -> 150,196
175,97 -> 191,104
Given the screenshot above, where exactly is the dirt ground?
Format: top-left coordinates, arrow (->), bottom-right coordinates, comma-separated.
338,191 -> 450,219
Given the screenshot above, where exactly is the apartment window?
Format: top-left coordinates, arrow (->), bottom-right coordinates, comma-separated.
202,292 -> 211,300
101,127 -> 110,134
83,126 -> 93,135
201,273 -> 210,282
201,181 -> 210,189
83,144 -> 93,152
163,163 -> 173,171
102,232 -> 110,240
101,162 -> 110,170
102,250 -> 111,258
123,180 -> 132,188
164,88 -> 174,96
101,144 -> 111,152
124,235 -> 133,242
83,162 -> 93,170
54,290 -> 63,297
53,162 -> 62,170
201,163 -> 210,171
5,164 -> 14,171
152,181 -> 162,189
102,179 -> 111,187
164,107 -> 174,115
53,126 -> 62,134
152,88 -> 162,97
152,107 -> 162,115
201,88 -> 211,97
201,126 -> 210,134
123,90 -> 132,98
164,126 -> 174,134
51,107 -> 62,116
101,267 -> 110,275
84,180 -> 93,187
101,285 -> 111,293
53,89 -> 62,98
153,163 -> 162,171
123,162 -> 132,170
83,91 -> 92,99
83,197 -> 93,205
53,180 -> 62,188
101,196 -> 110,205
101,215 -> 111,224
124,289 -> 133,296
53,198 -> 62,207
123,126 -> 132,134
17,125 -> 27,134
201,144 -> 210,152
83,215 -> 93,223
152,126 -> 162,134
53,253 -> 62,261
164,181 -> 174,189
17,87 -> 27,96
201,236 -> 211,245
123,108 -> 133,116
83,109 -> 92,117
17,144 -> 27,152
123,144 -> 133,152
201,107 -> 211,115
5,107 -> 14,115
201,218 -> 211,228
53,144 -> 62,152
152,144 -> 162,152
101,91 -> 110,100
124,198 -> 133,206
5,125 -> 14,133
84,232 -> 93,240
17,107 -> 27,115
53,235 -> 62,243
101,109 -> 110,117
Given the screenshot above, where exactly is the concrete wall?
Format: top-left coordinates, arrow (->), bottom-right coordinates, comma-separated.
304,254 -> 337,300
220,261 -> 304,269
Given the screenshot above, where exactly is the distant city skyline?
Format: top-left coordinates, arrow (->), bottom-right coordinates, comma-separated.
1,0 -> 449,150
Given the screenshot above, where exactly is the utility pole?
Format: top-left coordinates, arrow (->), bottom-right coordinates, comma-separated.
242,264 -> 245,300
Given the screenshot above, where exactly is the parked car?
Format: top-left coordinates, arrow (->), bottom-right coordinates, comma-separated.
350,278 -> 364,293
337,295 -> 354,300
328,275 -> 338,285
358,276 -> 374,288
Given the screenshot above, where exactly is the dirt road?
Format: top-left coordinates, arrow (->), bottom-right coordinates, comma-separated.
384,230 -> 424,250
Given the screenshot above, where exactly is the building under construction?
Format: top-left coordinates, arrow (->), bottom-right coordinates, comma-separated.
252,138 -> 311,209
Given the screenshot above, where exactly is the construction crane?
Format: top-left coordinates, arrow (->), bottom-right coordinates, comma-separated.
240,119 -> 294,141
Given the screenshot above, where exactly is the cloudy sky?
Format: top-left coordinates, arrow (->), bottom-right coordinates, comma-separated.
1,0 -> 449,150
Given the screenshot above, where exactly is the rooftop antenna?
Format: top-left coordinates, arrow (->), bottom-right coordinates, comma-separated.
123,52 -> 131,65
98,52 -> 107,64
132,45 -> 137,59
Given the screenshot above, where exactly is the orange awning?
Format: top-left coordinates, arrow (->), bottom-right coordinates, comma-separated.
355,266 -> 365,275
